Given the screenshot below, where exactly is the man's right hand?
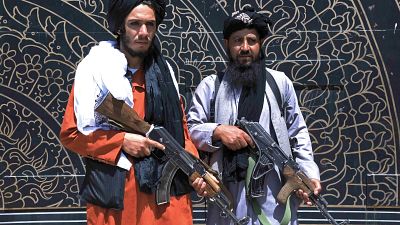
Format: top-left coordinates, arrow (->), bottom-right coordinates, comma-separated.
212,125 -> 255,151
122,133 -> 165,158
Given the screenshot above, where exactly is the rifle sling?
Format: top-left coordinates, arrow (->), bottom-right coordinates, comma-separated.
246,155 -> 291,225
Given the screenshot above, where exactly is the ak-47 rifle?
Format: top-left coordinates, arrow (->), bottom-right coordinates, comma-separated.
236,119 -> 349,225
96,93 -> 249,225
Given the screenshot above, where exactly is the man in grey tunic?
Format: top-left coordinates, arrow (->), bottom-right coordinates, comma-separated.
188,6 -> 321,225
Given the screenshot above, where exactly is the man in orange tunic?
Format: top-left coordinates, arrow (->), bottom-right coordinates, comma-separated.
60,0 -> 203,224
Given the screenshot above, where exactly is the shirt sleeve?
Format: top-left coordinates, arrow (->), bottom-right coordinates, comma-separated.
59,86 -> 125,165
187,75 -> 221,153
180,99 -> 199,158
281,75 -> 321,180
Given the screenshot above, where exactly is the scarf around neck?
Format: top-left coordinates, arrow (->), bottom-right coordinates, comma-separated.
133,48 -> 192,196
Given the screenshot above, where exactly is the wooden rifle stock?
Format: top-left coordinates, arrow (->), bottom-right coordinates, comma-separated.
96,93 -> 151,135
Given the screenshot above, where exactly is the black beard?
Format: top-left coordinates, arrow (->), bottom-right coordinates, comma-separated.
226,60 -> 262,88
120,32 -> 150,58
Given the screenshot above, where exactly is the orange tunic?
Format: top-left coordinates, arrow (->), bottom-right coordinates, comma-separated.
60,69 -> 198,225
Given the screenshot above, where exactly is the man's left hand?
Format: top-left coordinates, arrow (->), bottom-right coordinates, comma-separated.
191,173 -> 219,198
296,179 -> 322,206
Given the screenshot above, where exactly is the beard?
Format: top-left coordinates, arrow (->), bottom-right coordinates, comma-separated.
120,31 -> 151,58
226,59 -> 263,88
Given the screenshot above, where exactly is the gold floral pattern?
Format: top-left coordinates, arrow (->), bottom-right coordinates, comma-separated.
0,0 -> 398,213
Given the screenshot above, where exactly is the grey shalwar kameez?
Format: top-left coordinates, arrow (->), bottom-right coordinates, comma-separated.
187,67 -> 320,225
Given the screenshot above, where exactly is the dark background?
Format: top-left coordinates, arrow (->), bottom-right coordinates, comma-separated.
0,0 -> 399,224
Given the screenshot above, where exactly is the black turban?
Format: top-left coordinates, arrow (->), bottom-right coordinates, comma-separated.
223,6 -> 272,39
107,0 -> 166,35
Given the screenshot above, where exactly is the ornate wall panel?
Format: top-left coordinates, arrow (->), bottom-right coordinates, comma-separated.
0,0 -> 399,224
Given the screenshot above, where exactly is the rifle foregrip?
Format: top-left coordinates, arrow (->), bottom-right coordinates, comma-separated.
203,172 -> 221,193
189,171 -> 221,197
277,182 -> 294,204
277,166 -> 313,204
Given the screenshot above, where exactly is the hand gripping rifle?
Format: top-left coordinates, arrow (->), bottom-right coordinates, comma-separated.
236,119 -> 349,225
96,93 -> 249,225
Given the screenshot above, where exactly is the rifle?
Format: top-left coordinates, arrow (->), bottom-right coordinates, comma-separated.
236,119 -> 349,225
96,93 -> 249,225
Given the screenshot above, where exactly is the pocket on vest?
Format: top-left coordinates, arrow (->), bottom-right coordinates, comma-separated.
80,158 -> 127,210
